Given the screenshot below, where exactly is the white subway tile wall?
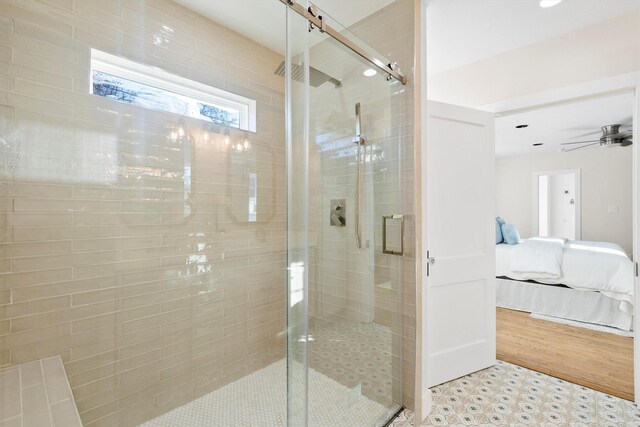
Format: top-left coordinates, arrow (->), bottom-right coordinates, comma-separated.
0,0 -> 285,425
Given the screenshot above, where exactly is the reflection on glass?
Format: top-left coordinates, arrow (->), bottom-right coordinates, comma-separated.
227,138 -> 275,224
183,128 -> 193,218
289,261 -> 305,308
168,122 -> 194,219
248,172 -> 257,222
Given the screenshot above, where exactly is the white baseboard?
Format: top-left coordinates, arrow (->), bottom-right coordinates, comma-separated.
421,387 -> 432,421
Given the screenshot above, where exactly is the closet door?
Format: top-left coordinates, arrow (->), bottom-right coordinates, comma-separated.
423,101 -> 496,387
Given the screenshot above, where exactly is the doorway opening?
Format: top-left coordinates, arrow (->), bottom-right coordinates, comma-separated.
533,169 -> 581,240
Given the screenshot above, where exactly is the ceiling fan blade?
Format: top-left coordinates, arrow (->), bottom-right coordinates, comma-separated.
566,130 -> 601,138
560,139 -> 601,145
562,142 -> 600,152
620,138 -> 633,147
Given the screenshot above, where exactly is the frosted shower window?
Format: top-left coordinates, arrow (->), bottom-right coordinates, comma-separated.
90,49 -> 257,131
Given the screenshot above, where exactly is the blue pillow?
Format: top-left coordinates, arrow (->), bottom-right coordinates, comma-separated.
495,219 -> 503,244
501,223 -> 520,245
496,217 -> 506,227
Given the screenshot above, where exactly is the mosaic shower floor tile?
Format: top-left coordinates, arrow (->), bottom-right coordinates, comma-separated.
141,359 -> 399,427
398,361 -> 640,426
308,318 -> 394,407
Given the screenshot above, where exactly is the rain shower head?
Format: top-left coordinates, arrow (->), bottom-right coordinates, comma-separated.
273,61 -> 341,88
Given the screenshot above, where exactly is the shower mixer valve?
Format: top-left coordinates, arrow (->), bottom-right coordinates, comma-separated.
330,199 -> 346,227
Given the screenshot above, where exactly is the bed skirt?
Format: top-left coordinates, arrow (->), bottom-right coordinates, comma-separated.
496,277 -> 633,331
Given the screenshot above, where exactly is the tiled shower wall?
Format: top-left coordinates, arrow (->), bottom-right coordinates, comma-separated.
0,1 -> 286,425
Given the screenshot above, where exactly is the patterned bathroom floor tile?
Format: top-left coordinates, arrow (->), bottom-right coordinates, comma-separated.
397,361 -> 640,426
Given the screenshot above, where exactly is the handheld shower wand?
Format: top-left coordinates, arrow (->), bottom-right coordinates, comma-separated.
354,103 -> 365,249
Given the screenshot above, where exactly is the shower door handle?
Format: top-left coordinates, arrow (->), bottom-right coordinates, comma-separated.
382,214 -> 404,256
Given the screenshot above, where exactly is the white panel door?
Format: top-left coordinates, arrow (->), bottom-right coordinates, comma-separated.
633,81 -> 640,407
424,101 -> 496,387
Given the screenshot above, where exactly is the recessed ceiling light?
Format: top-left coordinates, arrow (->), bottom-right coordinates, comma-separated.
533,143 -> 543,146
515,124 -> 528,129
540,0 -> 563,8
363,68 -> 377,77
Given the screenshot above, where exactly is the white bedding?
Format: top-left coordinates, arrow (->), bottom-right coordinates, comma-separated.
509,237 -> 566,280
496,238 -> 634,314
496,277 -> 633,331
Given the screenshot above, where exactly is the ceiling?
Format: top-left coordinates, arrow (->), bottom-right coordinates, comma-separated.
426,0 -> 639,158
426,0 -> 640,76
173,1 -> 639,160
495,92 -> 635,157
172,0 -> 396,54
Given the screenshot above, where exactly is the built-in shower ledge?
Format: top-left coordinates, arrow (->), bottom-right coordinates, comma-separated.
0,356 -> 82,427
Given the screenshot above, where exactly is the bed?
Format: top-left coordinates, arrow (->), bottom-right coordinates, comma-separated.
496,237 -> 634,331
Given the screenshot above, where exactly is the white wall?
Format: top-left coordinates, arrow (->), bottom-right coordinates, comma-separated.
496,147 -> 632,254
427,8 -> 640,108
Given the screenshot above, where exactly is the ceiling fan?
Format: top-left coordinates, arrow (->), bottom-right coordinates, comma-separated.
561,124 -> 633,152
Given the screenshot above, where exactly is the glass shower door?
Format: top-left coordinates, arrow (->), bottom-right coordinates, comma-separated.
285,4 -> 310,426
286,2 -> 410,425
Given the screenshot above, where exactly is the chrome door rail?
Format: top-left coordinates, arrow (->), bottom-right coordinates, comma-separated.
278,0 -> 407,85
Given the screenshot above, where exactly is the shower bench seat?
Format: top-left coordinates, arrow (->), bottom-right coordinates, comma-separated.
0,356 -> 82,426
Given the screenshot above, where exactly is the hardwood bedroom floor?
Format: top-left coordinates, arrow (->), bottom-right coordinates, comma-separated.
496,307 -> 634,401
